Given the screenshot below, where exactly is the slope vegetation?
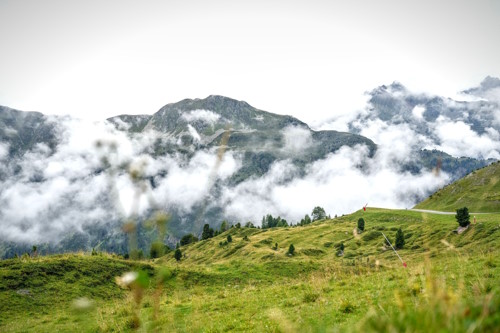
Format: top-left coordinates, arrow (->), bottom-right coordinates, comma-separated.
415,161 -> 500,212
1,209 -> 499,332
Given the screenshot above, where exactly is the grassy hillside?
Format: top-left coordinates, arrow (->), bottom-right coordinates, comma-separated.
1,209 -> 500,332
415,161 -> 500,212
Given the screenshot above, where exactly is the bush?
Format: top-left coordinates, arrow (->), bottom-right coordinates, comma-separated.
357,218 -> 365,232
130,249 -> 144,260
227,235 -> 232,243
180,233 -> 198,246
149,242 -> 165,259
288,244 -> 295,256
455,207 -> 470,227
362,230 -> 380,242
340,299 -> 355,313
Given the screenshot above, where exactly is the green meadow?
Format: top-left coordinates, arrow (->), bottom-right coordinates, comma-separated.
1,208 -> 499,332
416,161 -> 500,212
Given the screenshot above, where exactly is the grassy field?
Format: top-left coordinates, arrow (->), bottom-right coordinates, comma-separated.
1,208 -> 500,332
415,161 -> 500,212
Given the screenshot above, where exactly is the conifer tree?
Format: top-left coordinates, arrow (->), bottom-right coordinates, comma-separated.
174,248 -> 182,261
357,218 -> 365,232
395,228 -> 405,249
455,207 -> 471,227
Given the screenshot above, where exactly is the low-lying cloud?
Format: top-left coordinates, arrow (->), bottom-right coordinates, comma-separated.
181,109 -> 221,124
221,144 -> 448,223
1,79 -> 498,246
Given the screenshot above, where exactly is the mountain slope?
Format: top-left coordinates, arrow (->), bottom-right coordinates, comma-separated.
0,106 -> 58,158
1,209 -> 499,332
415,161 -> 500,212
108,95 -> 377,180
0,92 -> 496,258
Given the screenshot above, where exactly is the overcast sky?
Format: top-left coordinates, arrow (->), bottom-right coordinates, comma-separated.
1,0 -> 499,123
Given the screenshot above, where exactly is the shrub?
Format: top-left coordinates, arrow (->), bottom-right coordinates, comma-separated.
130,249 -> 144,260
303,291 -> 320,303
362,231 -> 380,242
149,242 -> 165,259
288,244 -> 295,256
227,235 -> 232,243
340,299 -> 355,313
180,234 -> 198,246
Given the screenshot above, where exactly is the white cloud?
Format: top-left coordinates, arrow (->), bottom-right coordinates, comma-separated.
187,124 -> 201,142
181,109 -> 221,124
433,119 -> 500,159
0,143 -> 8,160
412,105 -> 425,120
281,126 -> 314,154
221,144 -> 448,224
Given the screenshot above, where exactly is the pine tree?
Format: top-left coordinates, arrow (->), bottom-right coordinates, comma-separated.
220,220 -> 228,233
455,207 -> 471,227
174,248 -> 182,261
202,224 -> 212,240
227,234 -> 232,243
395,228 -> 405,249
288,244 -> 295,255
357,218 -> 365,232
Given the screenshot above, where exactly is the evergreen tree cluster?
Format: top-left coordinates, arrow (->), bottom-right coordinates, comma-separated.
299,214 -> 312,226
202,224 -> 215,240
180,233 -> 198,246
261,214 -> 289,229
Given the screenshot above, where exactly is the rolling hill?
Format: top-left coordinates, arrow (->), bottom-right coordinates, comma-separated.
415,161 -> 500,212
1,208 -> 499,332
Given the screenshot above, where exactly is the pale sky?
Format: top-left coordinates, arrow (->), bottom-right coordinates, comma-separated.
1,0 -> 499,124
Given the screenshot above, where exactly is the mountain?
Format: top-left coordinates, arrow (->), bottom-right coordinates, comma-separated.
0,96 -> 378,258
0,91 -> 496,259
0,106 -> 58,158
108,95 -> 377,181
415,161 -> 500,212
345,78 -> 499,180
349,79 -> 500,141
